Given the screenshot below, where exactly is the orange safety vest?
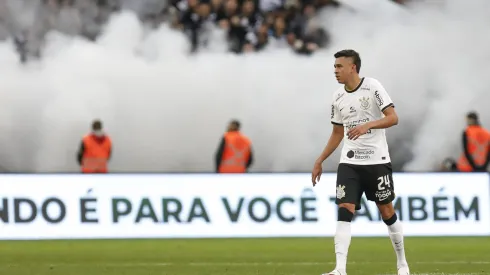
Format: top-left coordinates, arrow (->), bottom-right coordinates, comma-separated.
81,134 -> 112,173
457,125 -> 490,172
218,131 -> 251,173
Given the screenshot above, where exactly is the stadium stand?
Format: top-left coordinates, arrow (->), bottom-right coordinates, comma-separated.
0,0 -> 409,62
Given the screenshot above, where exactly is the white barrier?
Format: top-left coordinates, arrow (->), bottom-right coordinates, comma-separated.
0,173 -> 488,239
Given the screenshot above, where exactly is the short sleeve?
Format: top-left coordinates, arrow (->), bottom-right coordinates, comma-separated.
372,79 -> 394,112
331,102 -> 342,125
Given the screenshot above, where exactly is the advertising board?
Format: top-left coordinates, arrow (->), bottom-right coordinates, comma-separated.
0,173 -> 488,239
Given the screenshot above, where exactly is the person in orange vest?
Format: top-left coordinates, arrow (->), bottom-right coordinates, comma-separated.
77,120 -> 112,173
215,120 -> 254,173
456,112 -> 490,172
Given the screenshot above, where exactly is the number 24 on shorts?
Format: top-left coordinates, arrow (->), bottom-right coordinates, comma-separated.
377,175 -> 391,190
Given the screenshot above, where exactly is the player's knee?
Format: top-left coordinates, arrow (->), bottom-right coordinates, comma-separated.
338,203 -> 356,213
337,206 -> 354,222
377,203 -> 396,221
382,212 -> 398,226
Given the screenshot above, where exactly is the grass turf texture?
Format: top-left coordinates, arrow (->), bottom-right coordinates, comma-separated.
0,237 -> 487,275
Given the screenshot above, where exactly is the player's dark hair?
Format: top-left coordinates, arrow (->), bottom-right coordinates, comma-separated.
334,49 -> 361,73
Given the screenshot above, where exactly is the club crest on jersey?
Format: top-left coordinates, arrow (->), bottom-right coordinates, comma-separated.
359,97 -> 370,110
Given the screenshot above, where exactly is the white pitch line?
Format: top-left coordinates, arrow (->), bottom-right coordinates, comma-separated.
380,274 -> 480,275
3,261 -> 489,267
186,261 -> 490,266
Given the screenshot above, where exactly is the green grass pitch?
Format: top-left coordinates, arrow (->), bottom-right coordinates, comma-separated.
0,237 -> 488,275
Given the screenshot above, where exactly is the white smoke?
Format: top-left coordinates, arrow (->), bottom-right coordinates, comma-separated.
0,0 -> 489,173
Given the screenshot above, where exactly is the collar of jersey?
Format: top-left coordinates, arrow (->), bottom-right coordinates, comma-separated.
345,77 -> 365,93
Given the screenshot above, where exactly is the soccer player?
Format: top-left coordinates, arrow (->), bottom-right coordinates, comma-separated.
311,49 -> 410,275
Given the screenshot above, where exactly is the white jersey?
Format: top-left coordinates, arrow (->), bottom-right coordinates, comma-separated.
330,77 -> 394,165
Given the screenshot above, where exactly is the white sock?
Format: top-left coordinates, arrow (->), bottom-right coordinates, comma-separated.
334,221 -> 351,272
387,220 -> 408,268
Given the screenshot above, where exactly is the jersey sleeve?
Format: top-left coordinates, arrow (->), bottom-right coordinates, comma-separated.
372,79 -> 394,112
330,101 -> 342,125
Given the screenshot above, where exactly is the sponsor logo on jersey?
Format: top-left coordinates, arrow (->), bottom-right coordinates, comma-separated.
346,149 -> 375,160
361,87 -> 370,91
349,107 -> 356,113
345,118 -> 372,134
331,104 -> 335,119
374,91 -> 384,107
345,118 -> 370,126
359,96 -> 371,110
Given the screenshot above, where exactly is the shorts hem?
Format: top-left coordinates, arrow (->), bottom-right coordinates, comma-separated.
339,161 -> 391,166
335,200 -> 361,210
368,197 -> 395,205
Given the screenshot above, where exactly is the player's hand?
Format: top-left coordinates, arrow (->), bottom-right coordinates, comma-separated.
311,162 -> 323,187
347,124 -> 370,140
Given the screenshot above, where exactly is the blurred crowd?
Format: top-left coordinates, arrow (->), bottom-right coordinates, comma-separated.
0,0 -> 411,62
166,0 -> 337,54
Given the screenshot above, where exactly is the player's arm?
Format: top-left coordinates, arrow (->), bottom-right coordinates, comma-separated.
315,124 -> 344,165
347,81 -> 398,140
312,124 -> 344,185
368,81 -> 398,130
318,101 -> 345,163
348,106 -> 398,140
366,106 -> 398,129
312,101 -> 343,185
347,106 -> 398,140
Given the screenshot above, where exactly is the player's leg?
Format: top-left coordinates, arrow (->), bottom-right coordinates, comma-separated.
365,163 -> 409,275
331,203 -> 355,275
377,202 -> 409,275
324,164 -> 363,275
